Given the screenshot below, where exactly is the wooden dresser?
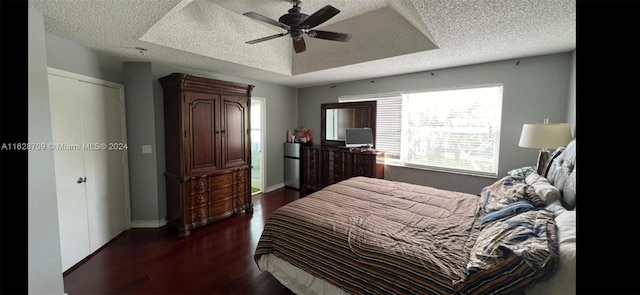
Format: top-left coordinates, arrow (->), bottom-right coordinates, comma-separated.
159,73 -> 254,237
302,145 -> 384,191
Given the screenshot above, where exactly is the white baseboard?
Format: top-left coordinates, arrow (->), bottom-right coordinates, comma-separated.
265,183 -> 284,193
131,219 -> 167,228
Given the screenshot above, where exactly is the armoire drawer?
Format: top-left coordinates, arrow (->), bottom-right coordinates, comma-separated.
236,182 -> 247,195
188,191 -> 209,208
188,178 -> 209,193
210,173 -> 232,187
188,206 -> 209,225
234,170 -> 248,182
210,198 -> 234,216
210,186 -> 233,202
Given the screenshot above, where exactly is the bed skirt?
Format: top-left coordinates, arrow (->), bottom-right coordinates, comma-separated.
257,254 -> 349,295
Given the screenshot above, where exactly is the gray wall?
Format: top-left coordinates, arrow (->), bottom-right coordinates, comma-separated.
45,33 -> 123,84
123,62 -> 162,223
298,52 -> 576,195
27,8 -> 65,294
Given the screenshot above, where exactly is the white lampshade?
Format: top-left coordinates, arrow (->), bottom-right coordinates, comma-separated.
519,123 -> 572,149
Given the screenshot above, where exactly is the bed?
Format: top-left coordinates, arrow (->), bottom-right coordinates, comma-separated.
255,139 -> 576,295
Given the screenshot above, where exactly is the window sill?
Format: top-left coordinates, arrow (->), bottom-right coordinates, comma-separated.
383,160 -> 498,179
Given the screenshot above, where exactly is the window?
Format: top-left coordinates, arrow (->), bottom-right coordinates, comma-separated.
340,85 -> 503,177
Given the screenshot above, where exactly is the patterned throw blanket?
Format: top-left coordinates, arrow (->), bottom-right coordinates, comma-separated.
458,176 -> 559,294
255,176 -> 559,295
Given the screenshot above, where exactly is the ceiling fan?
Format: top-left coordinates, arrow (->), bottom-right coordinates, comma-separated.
243,0 -> 352,53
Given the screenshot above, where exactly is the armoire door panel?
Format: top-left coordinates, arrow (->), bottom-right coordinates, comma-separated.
222,96 -> 249,168
184,92 -> 221,175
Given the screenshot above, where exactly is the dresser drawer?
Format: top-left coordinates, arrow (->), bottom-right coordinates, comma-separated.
209,173 -> 232,187
330,170 -> 345,180
354,154 -> 373,165
210,186 -> 233,202
353,164 -> 371,176
210,198 -> 234,216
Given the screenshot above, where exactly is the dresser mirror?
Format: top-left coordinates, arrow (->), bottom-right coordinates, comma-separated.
321,101 -> 377,147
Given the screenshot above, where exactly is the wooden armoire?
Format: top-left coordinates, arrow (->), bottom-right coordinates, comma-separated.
159,73 -> 254,237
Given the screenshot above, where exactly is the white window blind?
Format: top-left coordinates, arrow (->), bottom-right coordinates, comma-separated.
340,85 -> 503,177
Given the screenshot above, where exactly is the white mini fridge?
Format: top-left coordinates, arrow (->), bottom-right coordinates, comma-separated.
284,142 -> 302,190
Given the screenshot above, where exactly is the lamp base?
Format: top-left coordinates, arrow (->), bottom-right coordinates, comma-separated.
536,149 -> 550,176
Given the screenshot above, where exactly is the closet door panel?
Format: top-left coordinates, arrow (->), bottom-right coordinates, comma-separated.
79,82 -> 127,252
48,74 -> 91,272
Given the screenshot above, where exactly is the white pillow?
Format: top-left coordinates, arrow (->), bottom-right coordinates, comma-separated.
544,200 -> 567,217
556,210 -> 577,245
525,172 -> 561,205
525,210 -> 576,295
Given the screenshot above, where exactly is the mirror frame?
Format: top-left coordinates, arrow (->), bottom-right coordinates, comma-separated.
321,101 -> 377,147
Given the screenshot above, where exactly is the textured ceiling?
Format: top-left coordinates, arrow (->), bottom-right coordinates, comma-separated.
28,0 -> 576,88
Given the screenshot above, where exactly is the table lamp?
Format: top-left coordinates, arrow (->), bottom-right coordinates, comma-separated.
518,119 -> 572,175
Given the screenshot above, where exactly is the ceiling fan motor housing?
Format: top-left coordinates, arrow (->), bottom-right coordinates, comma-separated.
279,4 -> 308,41
279,8 -> 308,26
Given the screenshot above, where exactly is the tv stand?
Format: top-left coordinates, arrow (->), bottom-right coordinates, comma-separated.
302,145 -> 385,191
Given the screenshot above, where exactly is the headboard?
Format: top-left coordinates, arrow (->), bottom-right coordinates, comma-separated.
543,139 -> 576,210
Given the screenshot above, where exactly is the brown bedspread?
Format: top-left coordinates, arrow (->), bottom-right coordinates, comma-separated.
254,176 -> 484,294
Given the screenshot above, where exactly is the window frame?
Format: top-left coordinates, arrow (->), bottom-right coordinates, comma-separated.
339,84 -> 503,178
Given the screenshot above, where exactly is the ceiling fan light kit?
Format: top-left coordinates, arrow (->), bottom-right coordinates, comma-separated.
243,0 -> 352,53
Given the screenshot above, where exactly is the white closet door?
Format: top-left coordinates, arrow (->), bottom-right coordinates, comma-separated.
49,74 -> 91,272
49,70 -> 129,272
79,81 -> 127,252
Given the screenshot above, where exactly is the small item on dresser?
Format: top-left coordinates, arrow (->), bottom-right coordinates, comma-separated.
295,127 -> 313,145
303,129 -> 313,143
286,130 -> 292,143
359,148 -> 376,153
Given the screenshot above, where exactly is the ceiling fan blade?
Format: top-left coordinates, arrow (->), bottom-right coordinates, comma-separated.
293,37 -> 306,53
246,33 -> 289,44
307,30 -> 352,42
299,5 -> 340,29
243,12 -> 290,30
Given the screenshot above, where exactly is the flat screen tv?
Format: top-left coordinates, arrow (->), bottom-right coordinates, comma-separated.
345,128 -> 373,148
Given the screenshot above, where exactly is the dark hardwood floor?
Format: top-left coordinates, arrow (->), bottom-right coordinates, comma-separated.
63,187 -> 307,295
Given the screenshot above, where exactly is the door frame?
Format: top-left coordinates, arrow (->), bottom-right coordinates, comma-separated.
48,67 -> 132,230
251,97 -> 266,194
